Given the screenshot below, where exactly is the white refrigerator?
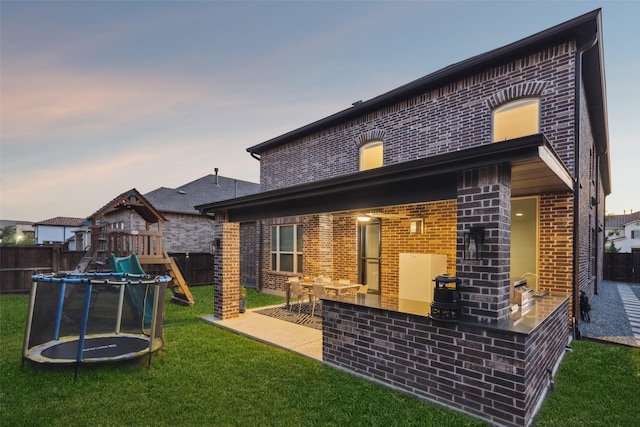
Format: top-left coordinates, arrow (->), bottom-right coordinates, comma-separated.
399,253 -> 447,302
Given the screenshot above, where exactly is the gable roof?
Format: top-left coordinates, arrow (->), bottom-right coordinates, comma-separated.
246,9 -> 609,194
605,212 -> 640,228
145,174 -> 260,215
88,189 -> 166,224
34,217 -> 86,227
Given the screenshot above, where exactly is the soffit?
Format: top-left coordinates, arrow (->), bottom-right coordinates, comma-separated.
197,135 -> 573,222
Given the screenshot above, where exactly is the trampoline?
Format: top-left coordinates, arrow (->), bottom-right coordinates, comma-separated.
22,272 -> 170,374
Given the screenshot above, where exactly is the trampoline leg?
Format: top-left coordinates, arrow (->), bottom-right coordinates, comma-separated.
74,283 -> 93,379
147,284 -> 161,371
22,281 -> 38,367
54,282 -> 67,340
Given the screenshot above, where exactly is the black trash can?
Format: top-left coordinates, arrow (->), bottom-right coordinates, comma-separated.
430,275 -> 462,321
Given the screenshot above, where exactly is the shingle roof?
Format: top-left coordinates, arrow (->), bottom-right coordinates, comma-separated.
34,217 -> 86,226
144,174 -> 260,215
605,212 -> 640,228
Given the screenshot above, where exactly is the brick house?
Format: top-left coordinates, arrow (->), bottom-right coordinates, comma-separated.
197,10 -> 609,427
93,173 -> 260,286
143,172 -> 260,254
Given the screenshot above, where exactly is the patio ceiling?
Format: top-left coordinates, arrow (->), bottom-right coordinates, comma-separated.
196,134 -> 573,222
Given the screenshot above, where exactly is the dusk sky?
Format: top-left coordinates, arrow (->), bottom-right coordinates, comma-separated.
1,1 -> 638,223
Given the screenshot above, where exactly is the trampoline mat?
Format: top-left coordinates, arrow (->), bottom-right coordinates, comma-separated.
39,335 -> 150,362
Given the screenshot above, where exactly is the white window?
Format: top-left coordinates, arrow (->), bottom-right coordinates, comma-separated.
271,225 -> 303,273
492,98 -> 540,142
632,230 -> 640,239
359,140 -> 383,171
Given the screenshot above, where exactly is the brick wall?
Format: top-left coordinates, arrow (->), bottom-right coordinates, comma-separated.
240,222 -> 258,287
457,166 -> 512,323
323,298 -> 569,427
162,213 -> 214,253
213,221 -> 240,319
102,211 -> 213,253
539,193 -> 574,316
577,81 -> 599,307
378,201 -> 457,297
259,42 -> 576,192
257,201 -> 457,295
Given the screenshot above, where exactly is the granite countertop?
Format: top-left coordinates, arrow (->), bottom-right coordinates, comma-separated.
330,292 -> 569,335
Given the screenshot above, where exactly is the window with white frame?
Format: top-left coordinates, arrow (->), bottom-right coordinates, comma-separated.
359,140 -> 383,171
271,224 -> 303,273
492,98 -> 540,142
632,230 -> 640,239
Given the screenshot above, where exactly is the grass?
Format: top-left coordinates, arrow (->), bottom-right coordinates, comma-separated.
1,286 -> 639,426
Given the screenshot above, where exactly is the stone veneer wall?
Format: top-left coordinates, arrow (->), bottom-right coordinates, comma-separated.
322,298 -> 569,427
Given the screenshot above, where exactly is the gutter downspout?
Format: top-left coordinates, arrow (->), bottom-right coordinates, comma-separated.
573,30 -> 599,339
250,151 -> 261,161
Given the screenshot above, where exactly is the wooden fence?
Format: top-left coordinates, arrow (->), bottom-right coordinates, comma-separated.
603,252 -> 640,283
0,245 -> 214,293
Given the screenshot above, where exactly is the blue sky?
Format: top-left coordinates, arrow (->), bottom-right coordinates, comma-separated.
1,1 -> 638,222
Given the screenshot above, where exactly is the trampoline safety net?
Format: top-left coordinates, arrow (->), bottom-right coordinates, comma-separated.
23,273 -> 169,365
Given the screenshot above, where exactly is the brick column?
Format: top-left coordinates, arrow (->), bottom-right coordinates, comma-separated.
303,214 -> 334,275
213,219 -> 240,320
457,165 -> 511,323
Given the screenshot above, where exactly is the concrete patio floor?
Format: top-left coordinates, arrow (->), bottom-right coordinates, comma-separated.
202,304 -> 323,360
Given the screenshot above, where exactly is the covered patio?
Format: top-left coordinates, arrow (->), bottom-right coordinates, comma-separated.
198,135 -> 573,427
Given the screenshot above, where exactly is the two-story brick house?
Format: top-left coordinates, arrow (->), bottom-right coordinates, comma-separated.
197,10 -> 609,427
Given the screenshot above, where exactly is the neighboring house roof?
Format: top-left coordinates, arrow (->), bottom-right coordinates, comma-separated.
246,9 -> 609,194
88,189 -> 166,224
34,217 -> 86,227
145,174 -> 260,216
0,220 -> 34,227
605,212 -> 640,228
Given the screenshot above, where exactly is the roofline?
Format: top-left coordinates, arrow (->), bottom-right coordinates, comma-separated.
247,9 -> 603,156
200,134 -> 570,222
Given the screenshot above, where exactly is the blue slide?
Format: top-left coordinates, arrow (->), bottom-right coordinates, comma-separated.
108,253 -> 154,328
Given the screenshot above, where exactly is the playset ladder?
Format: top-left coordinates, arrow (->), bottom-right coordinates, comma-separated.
163,252 -> 194,305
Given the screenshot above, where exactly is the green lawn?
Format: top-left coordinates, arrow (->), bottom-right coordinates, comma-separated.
1,285 -> 639,426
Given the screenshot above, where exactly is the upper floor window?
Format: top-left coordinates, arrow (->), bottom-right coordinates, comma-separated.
492,98 -> 540,142
359,140 -> 383,171
271,224 -> 303,273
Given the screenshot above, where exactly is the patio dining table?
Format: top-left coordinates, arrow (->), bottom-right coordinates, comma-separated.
321,282 -> 362,296
285,280 -> 362,309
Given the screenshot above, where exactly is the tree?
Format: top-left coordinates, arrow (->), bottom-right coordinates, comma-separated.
0,226 -> 16,244
605,240 -> 620,253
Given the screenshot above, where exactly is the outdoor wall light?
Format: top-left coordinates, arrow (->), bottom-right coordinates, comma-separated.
357,215 -> 372,222
463,226 -> 485,260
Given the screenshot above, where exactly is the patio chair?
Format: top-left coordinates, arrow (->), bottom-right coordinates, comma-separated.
311,283 -> 331,317
288,277 -> 312,314
357,284 -> 369,294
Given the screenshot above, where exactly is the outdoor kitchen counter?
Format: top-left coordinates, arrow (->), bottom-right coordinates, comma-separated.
334,292 -> 569,335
